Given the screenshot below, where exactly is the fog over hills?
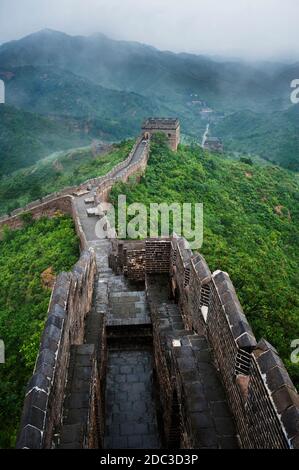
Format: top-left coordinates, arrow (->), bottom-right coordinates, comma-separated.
0,29 -> 299,171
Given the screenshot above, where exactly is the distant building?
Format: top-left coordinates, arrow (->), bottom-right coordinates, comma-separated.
142,118 -> 180,151
203,137 -> 223,153
200,107 -> 214,114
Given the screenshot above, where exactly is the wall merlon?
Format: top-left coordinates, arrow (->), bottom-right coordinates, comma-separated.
281,405 -> 299,442
254,338 -> 279,356
35,349 -> 56,373
256,347 -> 288,374
45,313 -> 64,330
212,270 -> 256,350
26,373 -> 50,396
191,254 -> 212,285
235,332 -> 257,351
17,425 -> 43,449
272,386 -> 299,415
264,364 -> 297,394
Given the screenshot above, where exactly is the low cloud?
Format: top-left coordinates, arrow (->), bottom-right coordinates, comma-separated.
0,0 -> 298,60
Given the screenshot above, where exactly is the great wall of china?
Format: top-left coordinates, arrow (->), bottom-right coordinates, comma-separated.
1,121 -> 298,449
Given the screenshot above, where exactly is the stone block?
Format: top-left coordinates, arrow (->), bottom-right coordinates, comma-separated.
43,324 -> 62,343
22,405 -> 45,430
27,373 -> 50,394
265,365 -> 296,393
236,332 -> 256,352
16,425 -> 43,449
257,349 -> 286,374
76,344 -> 95,356
127,434 -> 143,448
51,303 -> 67,320
272,386 -> 299,415
190,411 -> 214,430
214,417 -> 236,436
291,434 -> 299,449
219,436 -> 239,449
184,382 -> 209,412
281,405 -> 299,439
210,401 -> 231,418
192,254 -> 212,284
23,388 -> 48,413
46,313 -> 64,330
36,348 -> 56,370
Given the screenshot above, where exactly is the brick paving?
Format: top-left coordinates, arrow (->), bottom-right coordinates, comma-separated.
104,350 -> 160,449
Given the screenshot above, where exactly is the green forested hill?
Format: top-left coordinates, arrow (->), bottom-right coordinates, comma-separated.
0,140 -> 133,215
0,64 -> 162,175
110,135 -> 299,387
4,65 -> 161,129
0,215 -> 79,448
214,106 -> 299,171
0,105 -> 90,175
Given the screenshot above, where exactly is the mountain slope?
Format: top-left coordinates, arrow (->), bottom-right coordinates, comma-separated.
3,65 -> 161,122
0,140 -> 133,215
0,65 -> 162,175
0,29 -> 294,111
1,29 -> 298,168
0,105 -> 90,175
213,105 -> 299,170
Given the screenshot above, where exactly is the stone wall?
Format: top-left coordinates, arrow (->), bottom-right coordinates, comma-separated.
95,137 -> 149,203
0,136 -> 149,241
16,250 -> 97,449
14,135 -> 149,449
0,196 -> 73,237
109,240 -> 146,281
145,239 -> 172,273
119,236 -> 299,449
169,236 -> 299,449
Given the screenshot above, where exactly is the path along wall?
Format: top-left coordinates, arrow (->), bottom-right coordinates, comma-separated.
12,136 -> 150,448
0,136 -> 149,241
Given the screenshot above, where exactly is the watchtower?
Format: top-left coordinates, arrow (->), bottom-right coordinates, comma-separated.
142,118 -> 180,151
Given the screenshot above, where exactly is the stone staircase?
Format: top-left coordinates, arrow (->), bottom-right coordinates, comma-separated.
59,239 -> 161,449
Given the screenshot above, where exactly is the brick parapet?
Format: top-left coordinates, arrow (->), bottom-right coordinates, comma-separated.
16,250 -> 97,449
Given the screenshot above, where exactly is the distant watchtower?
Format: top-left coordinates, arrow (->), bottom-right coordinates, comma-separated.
142,118 -> 180,151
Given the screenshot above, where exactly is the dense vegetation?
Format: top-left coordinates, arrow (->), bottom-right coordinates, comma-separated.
214,106 -> 299,171
0,105 -> 90,176
0,140 -> 133,215
110,134 -> 299,387
0,215 -> 79,448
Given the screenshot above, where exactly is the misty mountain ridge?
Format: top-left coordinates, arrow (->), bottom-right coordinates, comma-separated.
0,28 -> 299,172
1,28 -> 295,108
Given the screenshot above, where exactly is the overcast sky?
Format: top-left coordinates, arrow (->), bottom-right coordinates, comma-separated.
0,0 -> 298,60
